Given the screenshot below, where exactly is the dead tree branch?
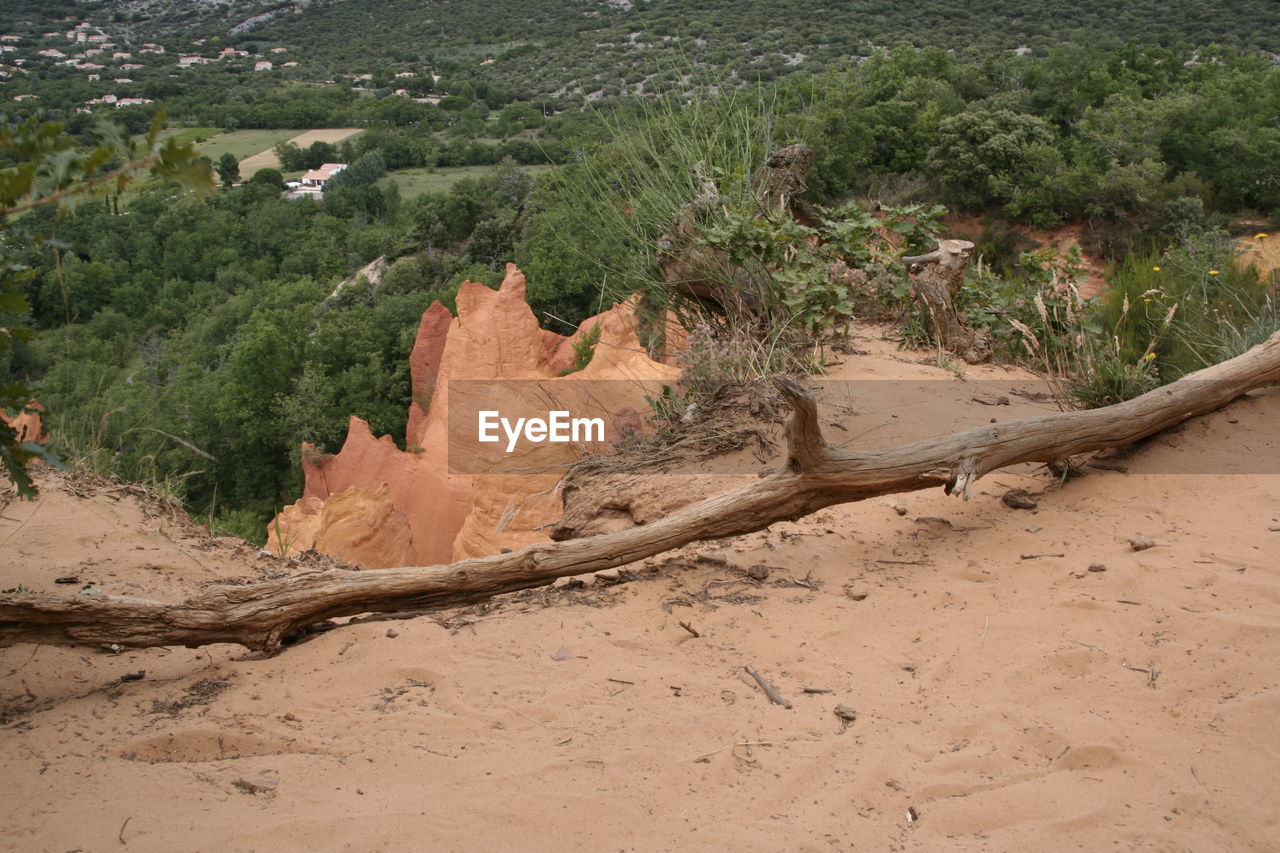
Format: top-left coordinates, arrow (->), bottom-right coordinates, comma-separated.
2,330 -> 1278,653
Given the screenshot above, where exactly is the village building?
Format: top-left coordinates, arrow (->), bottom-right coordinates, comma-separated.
286,163 -> 348,199
301,163 -> 346,188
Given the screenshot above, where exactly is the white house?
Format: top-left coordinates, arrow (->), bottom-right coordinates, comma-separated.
299,163 -> 347,189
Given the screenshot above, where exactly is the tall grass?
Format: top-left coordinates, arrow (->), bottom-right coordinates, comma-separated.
521,81 -> 781,338
1000,229 -> 1278,409
1101,229 -> 1277,376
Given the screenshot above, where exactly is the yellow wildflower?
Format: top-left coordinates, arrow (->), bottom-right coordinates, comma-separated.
1256,233 -> 1269,240
1208,269 -> 1220,276
1144,352 -> 1157,361
1152,265 -> 1162,272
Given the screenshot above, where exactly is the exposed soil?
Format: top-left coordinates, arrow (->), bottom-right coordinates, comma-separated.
2,323 -> 1278,851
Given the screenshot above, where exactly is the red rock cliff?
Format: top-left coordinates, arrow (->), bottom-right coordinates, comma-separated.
267,264 -> 679,568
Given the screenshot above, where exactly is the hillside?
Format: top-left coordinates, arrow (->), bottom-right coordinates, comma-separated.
6,0 -> 1280,100
3,326 -> 1278,850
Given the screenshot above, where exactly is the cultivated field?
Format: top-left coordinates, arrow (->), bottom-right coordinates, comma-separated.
379,163 -> 555,199
166,128 -> 300,163
236,127 -> 365,174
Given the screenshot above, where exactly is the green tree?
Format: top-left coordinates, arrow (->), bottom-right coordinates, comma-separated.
217,152 -> 240,187
925,108 -> 1060,210
249,167 -> 286,190
1,113 -> 213,497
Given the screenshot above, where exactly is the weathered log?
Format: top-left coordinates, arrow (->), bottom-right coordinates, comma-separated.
905,239 -> 993,364
749,143 -> 823,228
2,330 -> 1278,653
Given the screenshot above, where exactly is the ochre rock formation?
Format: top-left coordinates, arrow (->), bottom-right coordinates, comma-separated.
267,264 -> 679,569
2,402 -> 49,445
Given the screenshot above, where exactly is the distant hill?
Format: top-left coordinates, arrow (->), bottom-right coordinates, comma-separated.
6,0 -> 1280,99
0,0 -> 295,40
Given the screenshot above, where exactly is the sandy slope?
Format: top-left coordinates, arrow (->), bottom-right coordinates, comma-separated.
2,329 -> 1278,851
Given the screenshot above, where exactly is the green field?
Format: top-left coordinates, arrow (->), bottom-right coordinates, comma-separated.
378,164 -> 555,199
160,127 -> 303,162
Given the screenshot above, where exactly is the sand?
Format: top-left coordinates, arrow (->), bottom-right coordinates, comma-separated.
2,326 -> 1278,851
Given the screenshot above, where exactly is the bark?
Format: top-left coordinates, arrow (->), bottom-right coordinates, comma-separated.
749,143 -> 823,228
3,330 -> 1278,653
904,239 -> 993,364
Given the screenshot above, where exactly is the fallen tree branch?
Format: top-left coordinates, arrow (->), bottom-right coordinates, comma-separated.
3,330 -> 1278,652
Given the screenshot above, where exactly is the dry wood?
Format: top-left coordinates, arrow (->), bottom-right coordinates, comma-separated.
904,239 -> 993,364
656,144 -> 819,327
2,329 -> 1278,653
744,665 -> 792,708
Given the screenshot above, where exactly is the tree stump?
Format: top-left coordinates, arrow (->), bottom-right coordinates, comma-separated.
656,144 -> 823,327
904,239 -> 993,364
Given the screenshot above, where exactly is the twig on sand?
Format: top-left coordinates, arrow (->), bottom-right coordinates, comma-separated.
689,740 -> 772,762
744,665 -> 791,708
1122,662 -> 1160,688
499,702 -> 544,725
1064,637 -> 1111,656
118,816 -> 132,845
678,621 -> 700,639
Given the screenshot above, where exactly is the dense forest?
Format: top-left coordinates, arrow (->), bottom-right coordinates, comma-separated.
2,2 -> 1278,539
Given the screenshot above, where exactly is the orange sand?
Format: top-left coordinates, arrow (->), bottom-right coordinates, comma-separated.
2,322 -> 1278,851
